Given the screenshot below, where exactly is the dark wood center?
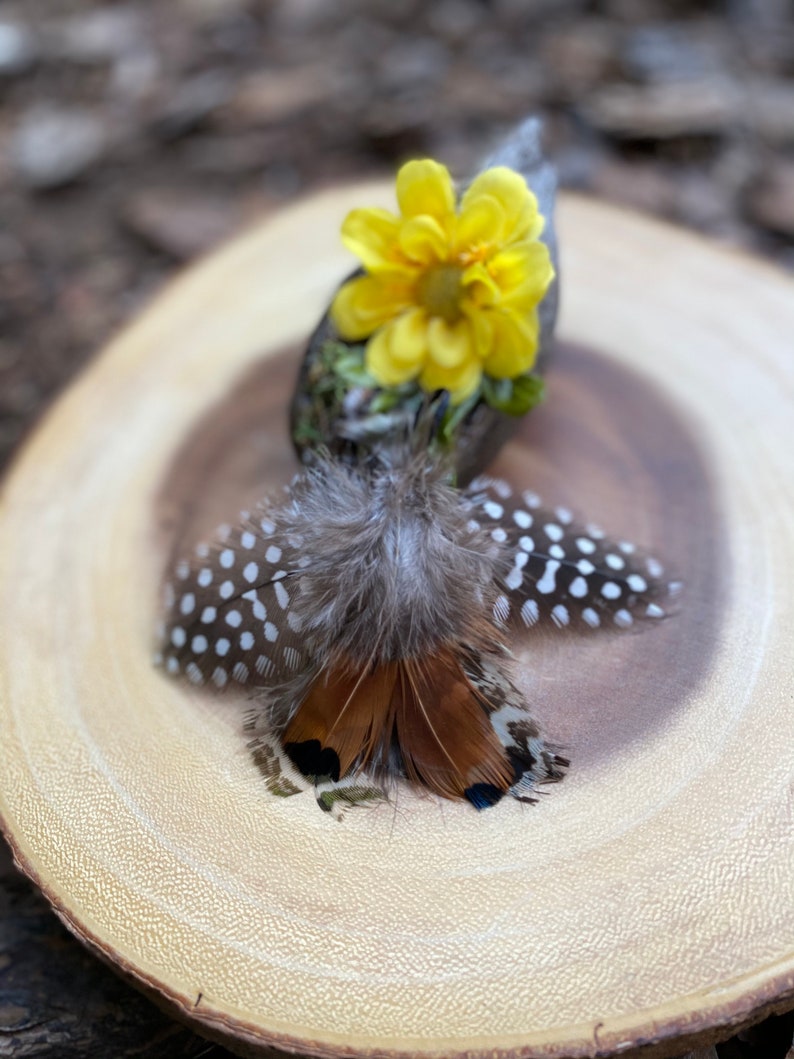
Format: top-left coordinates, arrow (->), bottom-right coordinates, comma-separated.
155,341 -> 722,771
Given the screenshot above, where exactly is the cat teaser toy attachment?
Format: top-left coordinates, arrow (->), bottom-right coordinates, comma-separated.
291,117 -> 559,482
160,121 -> 675,816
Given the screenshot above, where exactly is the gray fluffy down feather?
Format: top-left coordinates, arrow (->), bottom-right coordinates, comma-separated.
281,452 -> 505,669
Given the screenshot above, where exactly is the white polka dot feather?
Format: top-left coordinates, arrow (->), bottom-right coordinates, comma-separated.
161,508 -> 307,689
465,475 -> 676,631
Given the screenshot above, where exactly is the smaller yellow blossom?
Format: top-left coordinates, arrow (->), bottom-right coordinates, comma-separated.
330,159 -> 554,404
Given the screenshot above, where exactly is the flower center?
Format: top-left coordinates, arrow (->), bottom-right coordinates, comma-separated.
416,264 -> 464,324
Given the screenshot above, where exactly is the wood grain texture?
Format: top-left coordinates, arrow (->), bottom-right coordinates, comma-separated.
1,188 -> 793,1059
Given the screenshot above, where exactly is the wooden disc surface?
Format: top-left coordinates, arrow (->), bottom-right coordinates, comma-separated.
1,189 -> 793,1059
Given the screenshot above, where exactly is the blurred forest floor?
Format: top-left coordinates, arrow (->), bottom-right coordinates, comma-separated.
1,1 -> 794,1057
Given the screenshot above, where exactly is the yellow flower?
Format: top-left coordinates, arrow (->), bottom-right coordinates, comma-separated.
330,159 -> 555,404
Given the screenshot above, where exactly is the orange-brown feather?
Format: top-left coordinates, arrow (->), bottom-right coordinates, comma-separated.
282,660 -> 398,777
394,648 -> 515,800
284,647 -> 516,800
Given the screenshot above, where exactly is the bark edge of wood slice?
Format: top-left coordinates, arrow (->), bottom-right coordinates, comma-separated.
1,188 -> 793,1059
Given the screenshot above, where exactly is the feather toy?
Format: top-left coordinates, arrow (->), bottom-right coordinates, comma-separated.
160,447 -> 673,813
159,120 -> 676,815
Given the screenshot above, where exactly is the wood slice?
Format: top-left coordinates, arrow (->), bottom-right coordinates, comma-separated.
1,188 -> 793,1059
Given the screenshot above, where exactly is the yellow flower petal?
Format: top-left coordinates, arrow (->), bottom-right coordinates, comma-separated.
399,215 -> 448,265
365,323 -> 422,387
462,166 -> 540,243
330,275 -> 413,341
419,354 -> 482,404
527,211 -> 545,241
388,307 -> 429,365
454,194 -> 504,256
332,159 -> 552,403
490,241 -> 554,313
427,316 -> 472,369
340,208 -> 405,272
461,261 -> 500,308
462,305 -> 494,359
482,310 -> 538,378
396,159 -> 455,222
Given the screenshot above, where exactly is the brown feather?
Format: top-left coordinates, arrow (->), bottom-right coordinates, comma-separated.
282,659 -> 398,778
394,648 -> 515,800
282,646 -> 516,801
